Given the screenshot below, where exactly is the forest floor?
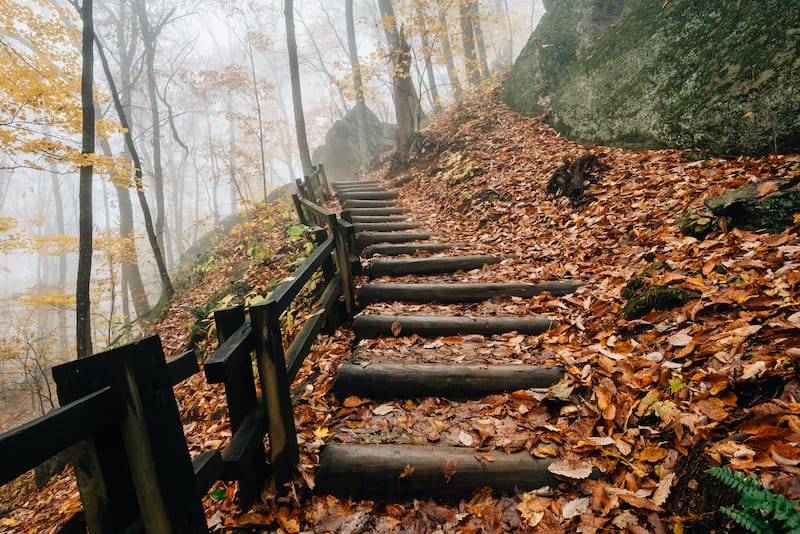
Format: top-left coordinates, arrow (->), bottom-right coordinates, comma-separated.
3,81 -> 799,533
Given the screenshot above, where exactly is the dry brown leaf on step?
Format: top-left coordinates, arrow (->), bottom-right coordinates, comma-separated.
390,321 -> 402,336
442,457 -> 458,482
548,458 -> 594,479
399,464 -> 415,479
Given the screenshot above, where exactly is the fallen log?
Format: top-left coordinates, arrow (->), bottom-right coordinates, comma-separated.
358,281 -> 581,304
315,443 -> 556,497
338,190 -> 399,201
350,215 -> 411,223
363,243 -> 456,257
355,232 -> 433,249
342,199 -> 398,209
333,362 -> 563,398
354,222 -> 421,232
367,255 -> 501,277
352,314 -> 557,338
345,207 -> 410,216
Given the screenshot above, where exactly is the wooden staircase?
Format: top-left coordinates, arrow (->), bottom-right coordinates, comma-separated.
316,180 -> 583,497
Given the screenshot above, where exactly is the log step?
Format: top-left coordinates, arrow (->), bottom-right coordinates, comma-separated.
363,243 -> 456,257
344,207 -> 410,216
338,190 -> 399,201
352,314 -> 557,338
332,180 -> 381,188
367,255 -> 501,277
350,215 -> 411,223
333,362 -> 563,399
358,281 -> 582,304
355,232 -> 434,249
342,199 -> 398,209
354,222 -> 421,232
315,444 -> 555,497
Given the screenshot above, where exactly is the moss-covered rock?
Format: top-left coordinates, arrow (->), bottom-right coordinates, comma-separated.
622,285 -> 701,320
499,0 -> 623,116
705,177 -> 800,232
546,0 -> 800,156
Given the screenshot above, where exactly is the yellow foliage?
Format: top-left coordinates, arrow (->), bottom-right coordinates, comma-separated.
19,292 -> 73,309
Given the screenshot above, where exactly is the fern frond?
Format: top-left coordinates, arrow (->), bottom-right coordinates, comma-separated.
720,506 -> 774,534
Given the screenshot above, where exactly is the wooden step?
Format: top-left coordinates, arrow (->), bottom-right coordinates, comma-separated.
358,281 -> 581,304
353,222 -> 421,232
333,362 -> 563,399
367,255 -> 501,277
355,232 -> 434,249
352,314 -> 557,338
332,180 -> 381,188
344,207 -> 410,216
350,215 -> 411,223
363,243 -> 456,257
316,444 -> 555,497
342,199 -> 398,209
338,190 -> 399,201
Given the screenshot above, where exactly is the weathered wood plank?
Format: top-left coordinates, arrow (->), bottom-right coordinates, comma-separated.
192,450 -> 223,495
358,281 -> 582,304
221,405 -> 269,509
316,444 -> 556,497
350,215 -> 411,223
345,207 -> 410,216
355,232 -> 433,249
166,350 -> 199,385
362,243 -> 456,257
333,362 -> 564,399
353,222 -> 421,232
352,314 -> 557,338
341,199 -> 398,209
367,255 -> 500,277
337,190 -> 398,201
0,388 -> 113,485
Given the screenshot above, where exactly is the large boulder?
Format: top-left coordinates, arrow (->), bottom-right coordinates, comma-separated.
504,0 -> 800,157
499,0 -> 623,117
312,104 -> 394,182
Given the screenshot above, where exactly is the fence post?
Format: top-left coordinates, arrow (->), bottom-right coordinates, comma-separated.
328,214 -> 355,315
291,194 -> 308,226
52,336 -> 207,533
318,164 -> 331,199
249,301 -> 298,495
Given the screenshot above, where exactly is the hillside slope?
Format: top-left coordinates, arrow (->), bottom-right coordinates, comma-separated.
3,84 -> 799,533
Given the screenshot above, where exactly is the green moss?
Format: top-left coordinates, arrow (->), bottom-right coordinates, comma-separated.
622,285 -> 701,320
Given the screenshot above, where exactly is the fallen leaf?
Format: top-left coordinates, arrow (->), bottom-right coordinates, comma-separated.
548,459 -> 594,479
517,492 -> 551,527
548,380 -> 574,400
561,497 -> 590,519
638,446 -> 669,462
313,426 -> 331,440
756,180 -> 779,197
667,332 -> 693,347
458,430 -> 475,446
372,404 -> 395,416
442,458 -> 458,482
343,396 -> 370,408
652,472 -> 676,506
399,464 -> 415,479
390,321 -> 402,337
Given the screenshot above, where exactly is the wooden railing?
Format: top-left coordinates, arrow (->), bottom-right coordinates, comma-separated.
0,188 -> 357,533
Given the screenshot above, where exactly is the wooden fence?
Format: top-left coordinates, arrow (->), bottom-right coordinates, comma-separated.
0,170 -> 356,533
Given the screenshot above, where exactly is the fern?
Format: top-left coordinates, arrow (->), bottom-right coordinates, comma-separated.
708,466 -> 800,534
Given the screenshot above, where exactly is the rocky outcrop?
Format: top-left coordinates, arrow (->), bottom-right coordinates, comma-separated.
499,0 -> 623,117
705,177 -> 800,232
312,104 -> 394,182
503,0 -> 800,157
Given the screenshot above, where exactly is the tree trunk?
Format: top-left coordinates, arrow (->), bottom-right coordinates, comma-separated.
346,0 -> 370,166
136,0 -> 168,268
393,28 -> 415,151
49,168 -> 68,352
469,0 -> 490,78
415,5 -> 441,112
436,0 -> 463,99
95,35 -> 174,300
285,0 -> 313,176
459,0 -> 481,90
77,0 -> 95,358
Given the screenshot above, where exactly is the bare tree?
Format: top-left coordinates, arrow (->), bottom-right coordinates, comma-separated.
435,0 -> 463,99
459,0 -> 481,90
346,0 -> 369,165
285,0 -> 313,176
76,0 -> 95,358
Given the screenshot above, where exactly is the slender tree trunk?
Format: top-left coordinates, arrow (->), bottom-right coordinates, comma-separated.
459,0 -> 481,90
469,0 -> 490,78
243,23 -> 269,198
95,35 -> 174,300
77,0 -> 95,358
415,5 -> 441,112
393,28 -> 415,151
285,0 -> 313,176
346,0 -> 369,166
436,0 -> 463,99
49,169 -> 68,352
136,0 -> 169,268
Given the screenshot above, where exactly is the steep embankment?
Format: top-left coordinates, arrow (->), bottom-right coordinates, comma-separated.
503,0 -> 800,156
